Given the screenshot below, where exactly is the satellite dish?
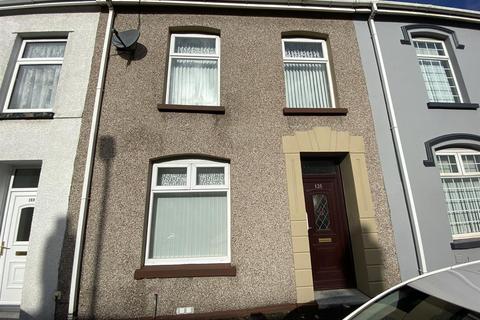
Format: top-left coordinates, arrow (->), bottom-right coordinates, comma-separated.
112,29 -> 140,51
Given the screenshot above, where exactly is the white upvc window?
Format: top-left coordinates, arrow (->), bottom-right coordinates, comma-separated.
413,38 -> 462,103
166,34 -> 220,106
3,39 -> 67,112
436,149 -> 480,239
282,38 -> 335,109
145,159 -> 230,265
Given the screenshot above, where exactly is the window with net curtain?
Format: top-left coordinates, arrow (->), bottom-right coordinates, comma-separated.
166,34 -> 220,106
282,38 -> 335,109
413,38 -> 462,103
436,149 -> 480,239
4,39 -> 66,112
145,159 -> 230,265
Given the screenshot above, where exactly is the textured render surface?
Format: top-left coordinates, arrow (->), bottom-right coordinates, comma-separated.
61,7 -> 399,319
0,8 -> 99,320
354,17 -> 480,277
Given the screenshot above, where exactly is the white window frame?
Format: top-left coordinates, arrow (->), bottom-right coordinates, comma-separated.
282,38 -> 336,108
145,158 -> 230,265
436,148 -> 480,239
413,38 -> 463,103
3,39 -> 67,113
165,34 -> 221,106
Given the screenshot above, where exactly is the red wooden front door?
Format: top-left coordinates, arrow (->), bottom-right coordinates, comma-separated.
302,165 -> 356,290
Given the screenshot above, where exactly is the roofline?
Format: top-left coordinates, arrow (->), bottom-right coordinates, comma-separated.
96,0 -> 480,23
0,0 -> 479,24
0,1 -> 97,11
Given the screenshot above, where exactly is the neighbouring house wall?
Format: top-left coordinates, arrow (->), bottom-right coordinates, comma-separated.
59,7 -> 400,319
354,17 -> 480,279
0,8 -> 99,319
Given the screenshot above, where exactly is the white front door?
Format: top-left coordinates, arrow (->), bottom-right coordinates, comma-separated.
0,191 -> 35,305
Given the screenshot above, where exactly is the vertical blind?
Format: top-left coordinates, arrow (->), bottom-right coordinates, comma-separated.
414,40 -> 460,103
9,41 -> 65,110
283,40 -> 332,108
284,63 -> 331,108
149,192 -> 228,259
168,36 -> 218,106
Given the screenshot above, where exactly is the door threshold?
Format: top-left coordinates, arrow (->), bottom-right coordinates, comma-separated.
0,305 -> 19,319
315,288 -> 369,308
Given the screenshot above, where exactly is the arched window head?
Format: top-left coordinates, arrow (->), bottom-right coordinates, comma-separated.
435,148 -> 480,238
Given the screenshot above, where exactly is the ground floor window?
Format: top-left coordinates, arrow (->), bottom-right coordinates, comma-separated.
436,149 -> 480,238
145,158 -> 230,265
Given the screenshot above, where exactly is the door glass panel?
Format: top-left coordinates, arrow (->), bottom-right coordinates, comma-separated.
12,169 -> 40,188
313,194 -> 330,230
301,159 -> 337,175
16,207 -> 34,242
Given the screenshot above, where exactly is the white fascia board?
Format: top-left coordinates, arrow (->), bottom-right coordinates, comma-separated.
377,0 -> 480,18
98,0 -> 480,23
99,0 -> 372,13
0,0 -> 96,10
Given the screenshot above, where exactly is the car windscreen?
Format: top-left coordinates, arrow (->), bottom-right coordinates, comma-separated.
349,285 -> 480,320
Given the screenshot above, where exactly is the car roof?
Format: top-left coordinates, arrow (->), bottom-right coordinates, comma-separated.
408,261 -> 480,312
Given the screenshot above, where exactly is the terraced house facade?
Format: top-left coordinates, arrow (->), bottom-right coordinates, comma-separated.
1,0 -> 480,319
57,0 -> 400,319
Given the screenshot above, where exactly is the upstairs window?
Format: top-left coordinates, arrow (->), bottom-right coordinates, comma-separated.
145,159 -> 230,265
436,149 -> 480,239
166,34 -> 220,106
4,39 -> 66,112
413,38 -> 462,103
282,38 -> 335,109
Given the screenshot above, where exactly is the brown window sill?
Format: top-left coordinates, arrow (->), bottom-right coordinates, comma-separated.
158,104 -> 225,114
134,263 -> 236,280
451,238 -> 480,250
0,112 -> 54,120
283,108 -> 348,116
427,102 -> 479,110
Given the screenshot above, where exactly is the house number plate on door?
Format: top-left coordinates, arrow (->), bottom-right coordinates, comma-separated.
314,184 -> 323,189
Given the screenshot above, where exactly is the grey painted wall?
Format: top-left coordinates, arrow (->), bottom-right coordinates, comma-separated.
355,17 -> 480,279
0,8 -> 99,319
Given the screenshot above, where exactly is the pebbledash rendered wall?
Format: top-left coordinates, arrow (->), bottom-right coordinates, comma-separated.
58,6 -> 400,319
354,16 -> 480,280
0,6 -> 99,320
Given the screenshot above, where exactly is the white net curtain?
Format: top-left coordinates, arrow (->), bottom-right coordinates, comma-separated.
437,153 -> 480,236
168,36 -> 219,106
9,41 -> 65,110
442,177 -> 480,235
414,40 -> 461,103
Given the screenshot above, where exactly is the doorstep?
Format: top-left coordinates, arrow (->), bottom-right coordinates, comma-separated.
0,305 -> 19,320
315,289 -> 369,308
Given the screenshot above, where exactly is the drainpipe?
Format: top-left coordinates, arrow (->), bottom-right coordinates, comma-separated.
67,1 -> 115,319
367,1 -> 428,275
